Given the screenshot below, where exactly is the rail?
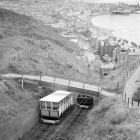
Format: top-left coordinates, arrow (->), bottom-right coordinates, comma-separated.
53,108 -> 82,140
50,98 -> 89,140
69,109 -> 88,140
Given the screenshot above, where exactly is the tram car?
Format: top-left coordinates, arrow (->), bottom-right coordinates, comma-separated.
39,90 -> 74,124
77,94 -> 93,108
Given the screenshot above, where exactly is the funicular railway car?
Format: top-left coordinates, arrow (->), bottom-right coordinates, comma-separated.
39,90 -> 73,124
77,94 -> 93,108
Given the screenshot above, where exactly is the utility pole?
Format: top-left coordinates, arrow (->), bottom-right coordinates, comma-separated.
9,59 -> 10,68
40,72 -> 42,86
100,67 -> 102,92
123,52 -> 126,72
21,73 -> 24,89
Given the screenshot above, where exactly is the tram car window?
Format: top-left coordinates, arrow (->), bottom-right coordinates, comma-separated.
77,94 -> 93,108
40,101 -> 46,110
47,102 -> 51,110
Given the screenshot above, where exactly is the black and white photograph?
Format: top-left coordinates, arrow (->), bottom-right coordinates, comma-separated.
0,0 -> 140,140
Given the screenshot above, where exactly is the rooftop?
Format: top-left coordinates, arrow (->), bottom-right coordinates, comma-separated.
39,90 -> 71,102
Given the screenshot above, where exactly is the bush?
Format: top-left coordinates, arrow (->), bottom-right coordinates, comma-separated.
110,114 -> 126,125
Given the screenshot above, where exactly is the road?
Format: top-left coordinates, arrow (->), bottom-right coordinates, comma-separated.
0,73 -> 115,97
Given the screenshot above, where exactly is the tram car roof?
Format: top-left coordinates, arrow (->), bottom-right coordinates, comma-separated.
39,90 -> 71,103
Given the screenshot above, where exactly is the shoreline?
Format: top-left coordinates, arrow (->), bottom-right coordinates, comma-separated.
90,13 -> 140,45
87,12 -> 115,38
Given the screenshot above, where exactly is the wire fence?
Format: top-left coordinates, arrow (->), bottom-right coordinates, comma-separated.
122,55 -> 140,108
8,40 -> 49,67
18,73 -> 101,94
7,39 -> 101,85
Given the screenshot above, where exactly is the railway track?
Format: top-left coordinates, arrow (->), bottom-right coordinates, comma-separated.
40,106 -> 79,139
49,98 -> 91,140
20,99 -> 90,140
49,106 -> 82,140
49,98 -> 90,140
20,105 -> 81,140
69,109 -> 88,140
55,108 -> 88,140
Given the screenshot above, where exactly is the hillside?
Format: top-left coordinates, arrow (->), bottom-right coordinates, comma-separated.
77,97 -> 140,140
0,8 -> 99,82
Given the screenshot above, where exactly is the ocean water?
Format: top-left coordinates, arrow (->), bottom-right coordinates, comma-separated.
92,14 -> 140,44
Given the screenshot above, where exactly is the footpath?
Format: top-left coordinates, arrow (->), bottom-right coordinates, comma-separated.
0,73 -> 115,97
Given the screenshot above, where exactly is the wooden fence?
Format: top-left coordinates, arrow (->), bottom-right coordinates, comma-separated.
124,92 -> 140,108
8,40 -> 50,67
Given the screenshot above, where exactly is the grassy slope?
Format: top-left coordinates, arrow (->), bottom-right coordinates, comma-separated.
0,79 -> 36,124
0,77 -> 54,124
0,8 -> 92,80
77,97 -> 140,140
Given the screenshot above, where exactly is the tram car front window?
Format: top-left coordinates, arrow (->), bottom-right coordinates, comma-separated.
77,94 -> 94,108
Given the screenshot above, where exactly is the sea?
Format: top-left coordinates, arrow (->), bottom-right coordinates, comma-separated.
92,14 -> 140,45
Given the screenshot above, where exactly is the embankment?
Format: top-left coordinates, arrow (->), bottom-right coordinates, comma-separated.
0,78 -> 52,140
0,108 -> 38,140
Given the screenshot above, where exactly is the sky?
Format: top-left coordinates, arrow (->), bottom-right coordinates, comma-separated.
92,0 -> 140,4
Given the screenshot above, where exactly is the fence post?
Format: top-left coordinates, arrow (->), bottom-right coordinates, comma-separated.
40,72 -> 42,86
98,85 -> 100,92
54,77 -> 56,90
18,52 -> 20,57
127,71 -> 128,78
130,68 -> 131,76
132,99 -> 133,107
133,67 -> 134,73
9,59 -> 11,68
128,97 -> 129,107
68,80 -> 70,91
125,92 -> 126,101
21,73 -> 24,89
14,56 -> 16,61
83,83 -> 85,90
